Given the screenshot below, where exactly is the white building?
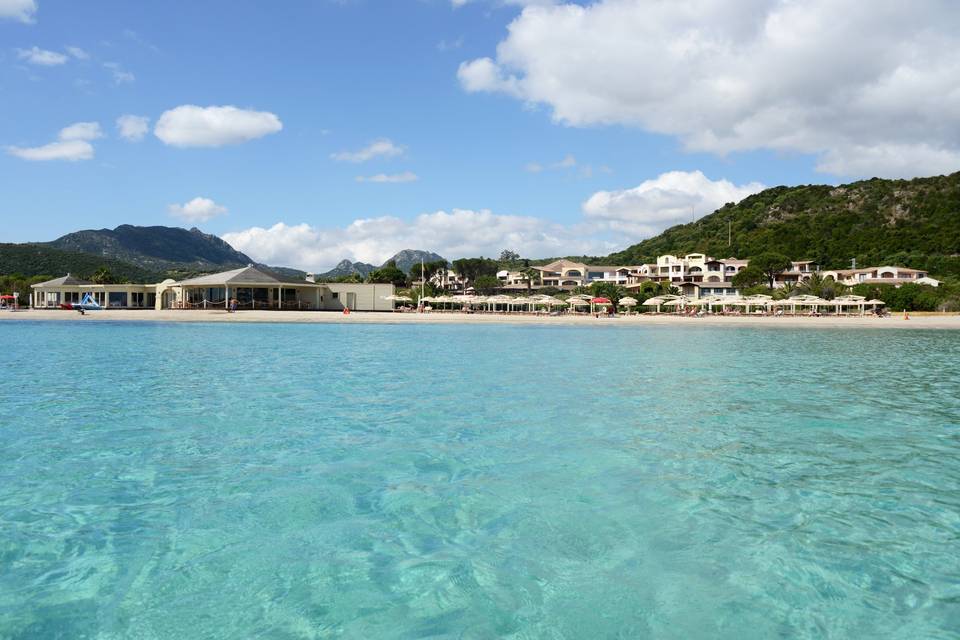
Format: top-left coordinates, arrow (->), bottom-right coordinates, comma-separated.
30,266 -> 396,311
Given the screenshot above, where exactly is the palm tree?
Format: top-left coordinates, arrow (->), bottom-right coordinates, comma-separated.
522,267 -> 540,292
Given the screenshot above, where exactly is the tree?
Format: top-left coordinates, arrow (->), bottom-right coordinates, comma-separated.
731,266 -> 765,289
522,267 -> 540,292
499,249 -> 520,263
589,281 -> 626,307
409,260 -> 448,288
749,253 -> 793,288
451,257 -> 499,286
366,261 -> 407,287
474,275 -> 501,294
92,267 -> 116,284
797,273 -> 846,299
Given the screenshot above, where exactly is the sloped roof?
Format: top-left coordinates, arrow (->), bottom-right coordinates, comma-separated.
32,273 -> 93,287
535,259 -> 587,272
177,265 -> 283,287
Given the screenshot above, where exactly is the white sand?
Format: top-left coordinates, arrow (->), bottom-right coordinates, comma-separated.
2,308 -> 959,329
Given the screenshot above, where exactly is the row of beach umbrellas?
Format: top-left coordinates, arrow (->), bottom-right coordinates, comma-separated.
382,293 -> 641,311
641,293 -> 885,313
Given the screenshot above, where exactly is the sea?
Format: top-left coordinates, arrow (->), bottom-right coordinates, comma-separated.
1,321 -> 959,639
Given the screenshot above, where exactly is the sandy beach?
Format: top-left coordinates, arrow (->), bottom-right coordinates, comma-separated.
2,308 -> 959,329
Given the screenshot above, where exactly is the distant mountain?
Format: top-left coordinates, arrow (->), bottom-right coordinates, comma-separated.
316,250 -> 448,281
0,243 -> 163,282
384,249 -> 447,274
48,225 -> 254,272
604,172 -> 960,276
264,265 -> 308,281
317,259 -> 377,280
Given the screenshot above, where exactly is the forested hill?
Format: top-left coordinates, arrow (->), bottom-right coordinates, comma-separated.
605,172 -> 960,275
48,225 -> 254,272
0,243 -> 162,282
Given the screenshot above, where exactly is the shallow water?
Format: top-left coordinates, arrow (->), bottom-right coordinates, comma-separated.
1,321 -> 959,639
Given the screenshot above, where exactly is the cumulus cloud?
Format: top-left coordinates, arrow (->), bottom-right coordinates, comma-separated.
154,105 -> 283,147
583,170 -> 765,237
331,138 -> 404,163
355,171 -> 419,183
6,120 -> 101,161
0,0 -> 36,23
58,121 -> 102,141
16,46 -> 66,65
222,209 -> 616,272
458,0 -> 960,179
116,114 -> 149,142
168,197 -> 228,223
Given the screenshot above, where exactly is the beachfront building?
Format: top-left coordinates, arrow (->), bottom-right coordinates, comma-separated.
773,261 -> 820,287
677,281 -> 741,299
644,254 -> 750,284
412,268 -> 466,292
30,274 -> 157,309
530,260 -> 645,289
820,266 -> 940,288
31,266 -> 395,311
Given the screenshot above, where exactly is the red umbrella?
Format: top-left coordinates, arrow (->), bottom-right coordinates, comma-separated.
590,297 -> 611,304
0,295 -> 15,300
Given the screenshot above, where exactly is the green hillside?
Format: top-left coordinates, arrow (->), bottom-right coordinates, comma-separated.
0,243 -> 163,282
605,172 -> 960,276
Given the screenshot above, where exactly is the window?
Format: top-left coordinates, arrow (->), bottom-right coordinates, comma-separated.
332,292 -> 339,299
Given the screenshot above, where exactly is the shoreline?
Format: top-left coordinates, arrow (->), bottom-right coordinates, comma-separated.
2,309 -> 960,329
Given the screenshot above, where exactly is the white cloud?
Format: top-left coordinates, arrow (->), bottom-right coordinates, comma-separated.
6,120 -> 101,161
0,0 -> 37,23
583,170 -> 765,237
103,62 -> 134,84
168,197 -> 228,223
66,46 -> 88,59
16,46 -> 66,65
116,114 -> 149,142
222,167 -> 767,271
154,105 -> 283,147
459,0 -> 960,179
815,144 -> 960,180
7,140 -> 93,161
355,171 -> 419,183
331,138 -> 404,163
222,210 -> 616,272
526,154 -> 578,173
58,121 -> 102,141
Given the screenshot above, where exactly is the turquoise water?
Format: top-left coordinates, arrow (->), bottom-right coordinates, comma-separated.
1,322 -> 959,639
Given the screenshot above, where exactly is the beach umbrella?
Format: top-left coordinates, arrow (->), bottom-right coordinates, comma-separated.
618,296 -> 638,315
589,296 -> 612,314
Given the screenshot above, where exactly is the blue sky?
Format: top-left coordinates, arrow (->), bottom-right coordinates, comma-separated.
2,1 -> 957,270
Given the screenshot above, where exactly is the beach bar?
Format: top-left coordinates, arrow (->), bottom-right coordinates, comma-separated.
31,266 -> 395,312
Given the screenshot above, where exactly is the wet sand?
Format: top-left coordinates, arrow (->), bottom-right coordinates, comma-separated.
2,308 -> 959,329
